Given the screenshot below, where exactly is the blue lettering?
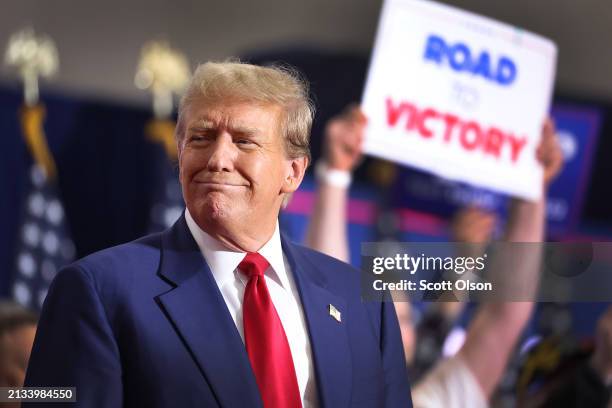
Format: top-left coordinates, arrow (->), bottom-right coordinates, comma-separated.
472,51 -> 492,80
424,35 -> 446,64
496,57 -> 517,86
423,34 -> 517,86
448,43 -> 471,71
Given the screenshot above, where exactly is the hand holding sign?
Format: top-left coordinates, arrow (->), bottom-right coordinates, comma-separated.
362,0 -> 557,200
537,118 -> 564,187
324,106 -> 366,171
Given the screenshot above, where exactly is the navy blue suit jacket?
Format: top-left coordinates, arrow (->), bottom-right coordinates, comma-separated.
24,215 -> 412,407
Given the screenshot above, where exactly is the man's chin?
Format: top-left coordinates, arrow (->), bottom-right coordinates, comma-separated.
203,199 -> 230,219
191,197 -> 235,225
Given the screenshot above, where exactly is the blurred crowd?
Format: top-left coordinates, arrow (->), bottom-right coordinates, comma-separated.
301,105 -> 611,407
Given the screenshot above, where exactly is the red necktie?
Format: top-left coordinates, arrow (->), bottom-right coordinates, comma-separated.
239,252 -> 302,408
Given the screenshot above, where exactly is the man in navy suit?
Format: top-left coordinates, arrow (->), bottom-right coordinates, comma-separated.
24,61 -> 412,407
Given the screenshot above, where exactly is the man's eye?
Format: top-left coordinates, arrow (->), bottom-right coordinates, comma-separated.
236,139 -> 253,145
189,135 -> 206,142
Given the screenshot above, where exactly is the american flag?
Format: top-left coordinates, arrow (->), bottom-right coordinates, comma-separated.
146,118 -> 184,233
11,105 -> 75,310
12,163 -> 75,310
149,162 -> 184,233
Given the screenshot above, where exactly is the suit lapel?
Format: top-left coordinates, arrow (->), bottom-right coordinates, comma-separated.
156,215 -> 262,408
282,237 -> 352,408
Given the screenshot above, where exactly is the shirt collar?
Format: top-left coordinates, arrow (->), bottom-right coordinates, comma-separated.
184,209 -> 289,289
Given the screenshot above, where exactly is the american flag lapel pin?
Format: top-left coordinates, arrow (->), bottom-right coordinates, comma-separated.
328,304 -> 341,323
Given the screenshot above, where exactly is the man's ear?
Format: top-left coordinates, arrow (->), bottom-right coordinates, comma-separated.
177,141 -> 184,183
281,156 -> 309,194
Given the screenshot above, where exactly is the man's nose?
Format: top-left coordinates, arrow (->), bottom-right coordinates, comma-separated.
207,132 -> 236,172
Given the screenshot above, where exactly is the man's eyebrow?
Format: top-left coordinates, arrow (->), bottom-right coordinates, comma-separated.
188,119 -> 216,131
187,120 -> 260,136
229,124 -> 261,136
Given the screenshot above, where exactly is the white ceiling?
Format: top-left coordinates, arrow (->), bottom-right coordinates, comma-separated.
1,0 -> 611,106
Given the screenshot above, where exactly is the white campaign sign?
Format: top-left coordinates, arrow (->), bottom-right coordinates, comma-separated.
362,0 -> 557,200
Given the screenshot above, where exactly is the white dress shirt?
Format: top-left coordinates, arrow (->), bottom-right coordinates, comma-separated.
185,210 -> 319,407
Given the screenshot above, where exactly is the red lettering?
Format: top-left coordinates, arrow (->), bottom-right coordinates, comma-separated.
460,121 -> 482,150
441,113 -> 459,142
386,97 -> 404,127
508,135 -> 527,162
386,97 -> 416,128
418,108 -> 439,138
484,127 -> 504,158
404,104 -> 417,131
384,98 -> 527,164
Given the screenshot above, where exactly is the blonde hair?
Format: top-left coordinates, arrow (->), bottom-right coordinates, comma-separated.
176,60 -> 314,162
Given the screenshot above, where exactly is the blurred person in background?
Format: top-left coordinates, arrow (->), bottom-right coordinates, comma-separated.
306,106 -> 563,407
305,105 -> 366,263
589,306 -> 612,402
0,301 -> 38,389
409,206 -> 497,380
517,305 -> 612,407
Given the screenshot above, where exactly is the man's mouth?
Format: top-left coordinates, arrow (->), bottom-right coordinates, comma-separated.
194,180 -> 246,188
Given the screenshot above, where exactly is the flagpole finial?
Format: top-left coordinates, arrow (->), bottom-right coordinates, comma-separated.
135,40 -> 191,119
4,27 -> 59,106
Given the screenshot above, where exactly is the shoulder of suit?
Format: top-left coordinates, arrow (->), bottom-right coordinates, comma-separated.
63,231 -> 163,284
289,241 -> 356,267
285,241 -> 361,281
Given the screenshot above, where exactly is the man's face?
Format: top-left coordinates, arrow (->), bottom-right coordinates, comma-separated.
179,99 -> 306,243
